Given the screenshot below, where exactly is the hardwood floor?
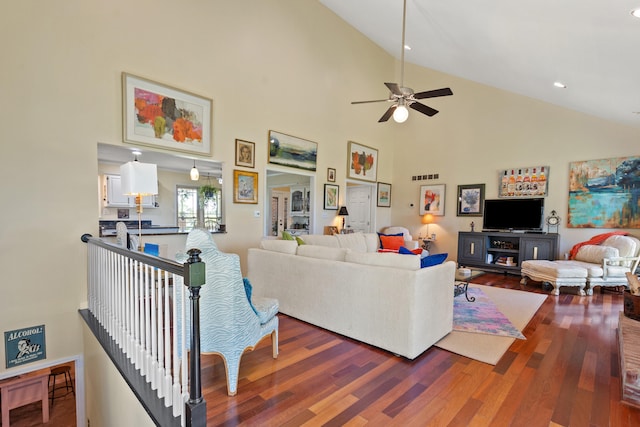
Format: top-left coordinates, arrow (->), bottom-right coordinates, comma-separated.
202,273 -> 640,426
8,274 -> 640,426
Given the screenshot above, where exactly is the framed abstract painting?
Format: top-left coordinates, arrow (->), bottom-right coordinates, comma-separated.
122,72 -> 212,156
419,184 -> 445,216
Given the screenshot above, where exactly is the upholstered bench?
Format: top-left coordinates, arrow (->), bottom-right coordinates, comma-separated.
521,234 -> 640,296
521,260 -> 589,296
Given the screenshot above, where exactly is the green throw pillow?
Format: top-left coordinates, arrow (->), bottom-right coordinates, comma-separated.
282,231 -> 295,240
295,236 -> 306,245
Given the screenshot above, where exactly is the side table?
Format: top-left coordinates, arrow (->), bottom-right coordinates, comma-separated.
454,269 -> 482,302
0,368 -> 50,426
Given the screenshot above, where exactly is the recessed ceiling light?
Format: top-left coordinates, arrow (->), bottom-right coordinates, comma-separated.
631,8 -> 640,18
553,81 -> 567,89
404,44 -> 411,50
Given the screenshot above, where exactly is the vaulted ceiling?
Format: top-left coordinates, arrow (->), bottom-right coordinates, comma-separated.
320,0 -> 640,129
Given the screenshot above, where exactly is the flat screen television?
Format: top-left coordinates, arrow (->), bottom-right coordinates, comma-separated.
482,198 -> 545,232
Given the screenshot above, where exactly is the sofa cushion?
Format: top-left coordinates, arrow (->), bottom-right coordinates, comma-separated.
420,253 -> 448,268
575,245 -> 619,264
297,244 -> 350,261
379,235 -> 405,251
363,233 -> 380,252
260,239 -> 298,254
345,251 -> 421,270
521,260 -> 589,278
301,234 -> 340,248
335,232 -> 368,253
602,235 -> 638,258
251,296 -> 279,325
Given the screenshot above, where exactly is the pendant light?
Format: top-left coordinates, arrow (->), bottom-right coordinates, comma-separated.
190,160 -> 200,181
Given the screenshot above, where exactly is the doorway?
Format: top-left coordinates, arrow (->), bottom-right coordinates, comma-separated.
346,183 -> 375,233
265,169 -> 314,236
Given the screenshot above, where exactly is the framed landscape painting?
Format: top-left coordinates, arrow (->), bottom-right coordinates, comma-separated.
419,184 -> 446,216
377,182 -> 391,207
268,130 -> 317,171
122,72 -> 212,156
347,141 -> 378,182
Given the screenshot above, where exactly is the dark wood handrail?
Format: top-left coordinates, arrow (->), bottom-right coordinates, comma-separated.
81,233 -> 184,275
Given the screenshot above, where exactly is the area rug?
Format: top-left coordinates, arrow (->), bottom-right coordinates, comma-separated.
435,284 -> 547,365
453,287 -> 525,339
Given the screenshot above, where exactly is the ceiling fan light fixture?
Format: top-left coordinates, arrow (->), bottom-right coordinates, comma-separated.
393,104 -> 409,123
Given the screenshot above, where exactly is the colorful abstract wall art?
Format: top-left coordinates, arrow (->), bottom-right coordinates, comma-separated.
568,156 -> 640,228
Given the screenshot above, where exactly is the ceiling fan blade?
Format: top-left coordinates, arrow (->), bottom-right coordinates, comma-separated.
413,88 -> 453,99
410,101 -> 439,117
351,99 -> 390,104
378,105 -> 397,122
384,82 -> 402,96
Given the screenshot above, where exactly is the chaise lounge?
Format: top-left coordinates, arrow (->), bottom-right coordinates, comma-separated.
521,233 -> 640,296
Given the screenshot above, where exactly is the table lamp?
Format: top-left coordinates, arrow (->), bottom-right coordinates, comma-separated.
120,159 -> 158,250
338,206 -> 349,233
422,213 -> 434,238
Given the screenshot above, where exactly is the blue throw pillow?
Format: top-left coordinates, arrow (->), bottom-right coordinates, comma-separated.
243,277 -> 258,314
398,246 -> 414,255
421,253 -> 448,268
377,232 -> 404,248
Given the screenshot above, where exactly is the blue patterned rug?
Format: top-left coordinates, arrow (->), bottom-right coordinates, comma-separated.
453,288 -> 525,339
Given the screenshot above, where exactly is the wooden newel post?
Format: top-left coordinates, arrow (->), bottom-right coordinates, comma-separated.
184,248 -> 206,427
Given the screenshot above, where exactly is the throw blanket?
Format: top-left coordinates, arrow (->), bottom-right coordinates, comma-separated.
569,231 -> 628,259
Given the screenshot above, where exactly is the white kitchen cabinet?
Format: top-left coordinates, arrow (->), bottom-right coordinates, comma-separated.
104,174 -> 157,208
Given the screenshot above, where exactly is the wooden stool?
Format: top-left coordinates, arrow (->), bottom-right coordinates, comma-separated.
48,365 -> 74,405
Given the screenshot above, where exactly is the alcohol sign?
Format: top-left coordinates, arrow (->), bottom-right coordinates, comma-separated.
4,325 -> 46,368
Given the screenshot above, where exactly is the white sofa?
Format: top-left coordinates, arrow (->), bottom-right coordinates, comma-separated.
247,232 -> 455,359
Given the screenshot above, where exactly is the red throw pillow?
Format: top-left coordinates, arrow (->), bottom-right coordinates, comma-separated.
380,235 -> 405,251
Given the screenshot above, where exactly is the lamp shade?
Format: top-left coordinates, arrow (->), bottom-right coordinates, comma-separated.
338,206 -> 349,216
422,213 -> 434,224
120,161 -> 158,196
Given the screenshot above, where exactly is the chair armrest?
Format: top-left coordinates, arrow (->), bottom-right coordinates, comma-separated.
602,256 -> 640,278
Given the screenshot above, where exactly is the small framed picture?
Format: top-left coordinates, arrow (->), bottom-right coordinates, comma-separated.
324,184 -> 339,210
233,170 -> 258,204
377,182 -> 391,207
419,184 -> 446,216
457,184 -> 485,216
327,167 -> 336,182
235,139 -> 255,168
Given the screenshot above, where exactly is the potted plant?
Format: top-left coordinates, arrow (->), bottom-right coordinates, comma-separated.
199,184 -> 218,203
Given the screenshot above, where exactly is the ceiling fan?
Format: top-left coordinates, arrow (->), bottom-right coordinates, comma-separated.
352,0 -> 453,123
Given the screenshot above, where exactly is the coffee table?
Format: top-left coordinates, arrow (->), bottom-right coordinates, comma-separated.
454,269 -> 484,302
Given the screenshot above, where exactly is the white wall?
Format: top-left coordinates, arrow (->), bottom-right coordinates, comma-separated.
1,0 -> 639,424
389,62 -> 640,258
0,0 -> 394,424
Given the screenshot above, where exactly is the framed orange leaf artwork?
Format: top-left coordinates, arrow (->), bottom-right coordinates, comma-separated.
347,141 -> 378,182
